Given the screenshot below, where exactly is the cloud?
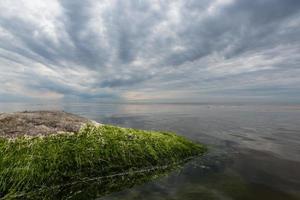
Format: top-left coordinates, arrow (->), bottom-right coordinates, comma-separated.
0,0 -> 299,102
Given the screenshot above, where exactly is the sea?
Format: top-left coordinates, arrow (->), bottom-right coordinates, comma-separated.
1,102 -> 299,200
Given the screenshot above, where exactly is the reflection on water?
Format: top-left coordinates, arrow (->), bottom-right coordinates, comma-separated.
10,162 -> 181,200
1,102 -> 300,199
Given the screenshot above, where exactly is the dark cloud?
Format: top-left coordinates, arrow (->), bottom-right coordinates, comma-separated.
0,0 -> 299,101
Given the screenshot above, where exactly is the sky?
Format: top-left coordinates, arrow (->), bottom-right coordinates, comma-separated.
0,0 -> 300,103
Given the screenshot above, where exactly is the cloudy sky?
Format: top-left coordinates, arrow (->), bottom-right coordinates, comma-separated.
0,0 -> 300,102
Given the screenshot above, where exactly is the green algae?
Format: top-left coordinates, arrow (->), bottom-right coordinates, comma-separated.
0,124 -> 206,199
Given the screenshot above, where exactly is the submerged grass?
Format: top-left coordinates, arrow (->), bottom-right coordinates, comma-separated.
0,124 -> 206,199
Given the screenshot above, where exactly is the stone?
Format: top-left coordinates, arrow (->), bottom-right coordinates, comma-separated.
0,111 -> 91,137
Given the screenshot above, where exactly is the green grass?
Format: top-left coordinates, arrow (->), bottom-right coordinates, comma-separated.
0,124 -> 206,199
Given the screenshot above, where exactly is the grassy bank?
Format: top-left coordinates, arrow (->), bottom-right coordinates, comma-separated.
0,124 -> 206,199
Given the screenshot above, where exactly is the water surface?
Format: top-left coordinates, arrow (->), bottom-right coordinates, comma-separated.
1,102 -> 300,199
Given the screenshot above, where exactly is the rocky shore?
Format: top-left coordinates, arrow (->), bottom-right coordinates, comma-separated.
0,111 -> 95,137
0,110 -> 206,199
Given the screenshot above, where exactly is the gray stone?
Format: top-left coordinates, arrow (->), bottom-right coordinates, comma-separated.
0,111 -> 92,138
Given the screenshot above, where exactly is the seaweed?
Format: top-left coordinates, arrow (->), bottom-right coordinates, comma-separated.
0,124 -> 206,199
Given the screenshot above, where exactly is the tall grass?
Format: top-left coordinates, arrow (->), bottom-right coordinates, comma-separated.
0,124 -> 206,199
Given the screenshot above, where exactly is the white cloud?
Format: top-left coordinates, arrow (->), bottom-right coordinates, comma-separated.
0,0 -> 299,102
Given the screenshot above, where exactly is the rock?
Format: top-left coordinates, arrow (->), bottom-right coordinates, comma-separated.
0,111 -> 92,137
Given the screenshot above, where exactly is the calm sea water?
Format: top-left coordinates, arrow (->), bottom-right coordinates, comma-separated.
1,102 -> 300,199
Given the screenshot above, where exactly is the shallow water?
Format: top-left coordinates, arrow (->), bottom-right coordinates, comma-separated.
1,102 -> 300,199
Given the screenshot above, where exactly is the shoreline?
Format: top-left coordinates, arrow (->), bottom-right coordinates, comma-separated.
0,111 -> 206,199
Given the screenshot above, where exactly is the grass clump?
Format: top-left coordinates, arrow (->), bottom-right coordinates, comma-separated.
0,124 -> 206,199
